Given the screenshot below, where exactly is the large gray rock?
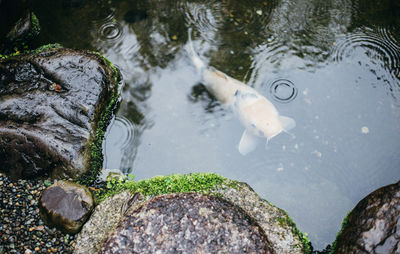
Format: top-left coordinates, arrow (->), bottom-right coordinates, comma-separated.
334,181 -> 400,253
39,180 -> 94,234
73,190 -> 141,254
100,192 -> 273,253
0,47 -> 120,179
73,177 -> 308,254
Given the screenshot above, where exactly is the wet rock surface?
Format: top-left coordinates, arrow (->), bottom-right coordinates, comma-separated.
334,181 -> 400,253
100,193 -> 273,254
0,47 -> 119,179
39,181 -> 94,234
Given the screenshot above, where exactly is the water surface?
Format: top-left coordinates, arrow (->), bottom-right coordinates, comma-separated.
28,0 -> 400,249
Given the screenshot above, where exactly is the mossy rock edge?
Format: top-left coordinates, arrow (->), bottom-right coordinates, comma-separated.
74,173 -> 311,253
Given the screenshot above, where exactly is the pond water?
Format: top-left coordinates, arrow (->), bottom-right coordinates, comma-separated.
18,0 -> 400,249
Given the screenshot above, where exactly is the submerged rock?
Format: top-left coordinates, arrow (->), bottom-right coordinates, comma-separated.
0,46 -> 120,179
73,174 -> 309,253
39,180 -> 94,234
5,11 -> 40,50
333,181 -> 400,253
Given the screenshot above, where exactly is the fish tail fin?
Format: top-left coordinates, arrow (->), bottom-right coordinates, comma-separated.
186,28 -> 205,73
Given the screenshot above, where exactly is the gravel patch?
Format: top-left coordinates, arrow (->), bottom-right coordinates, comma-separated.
0,173 -> 74,254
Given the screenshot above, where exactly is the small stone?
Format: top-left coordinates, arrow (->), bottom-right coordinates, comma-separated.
39,181 -> 94,234
256,10 -> 263,15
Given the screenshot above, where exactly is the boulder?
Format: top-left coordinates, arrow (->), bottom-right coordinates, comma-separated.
0,46 -> 120,179
333,181 -> 400,253
73,191 -> 142,254
73,175 -> 309,253
39,180 -> 94,234
100,192 -> 273,253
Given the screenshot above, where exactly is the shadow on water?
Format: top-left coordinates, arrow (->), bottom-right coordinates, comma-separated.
13,0 -> 400,249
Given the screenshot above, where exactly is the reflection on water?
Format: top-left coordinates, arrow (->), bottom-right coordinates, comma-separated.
28,0 -> 400,249
103,116 -> 136,172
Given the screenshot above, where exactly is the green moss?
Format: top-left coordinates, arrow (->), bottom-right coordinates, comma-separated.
31,43 -> 63,54
275,210 -> 312,253
96,173 -> 227,202
92,51 -> 121,85
30,12 -> 40,37
0,43 -> 64,60
77,53 -> 121,185
0,51 -> 21,60
329,211 -> 351,254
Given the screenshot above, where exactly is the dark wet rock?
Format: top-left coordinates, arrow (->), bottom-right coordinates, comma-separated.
74,176 -> 307,253
100,193 -> 273,253
0,47 -> 120,179
334,181 -> 400,253
39,180 -> 94,234
5,11 -> 40,49
0,0 -> 29,43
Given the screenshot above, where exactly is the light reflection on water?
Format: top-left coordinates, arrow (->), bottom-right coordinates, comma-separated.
30,0 -> 400,249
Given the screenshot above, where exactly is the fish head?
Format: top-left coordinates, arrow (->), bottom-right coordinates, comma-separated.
235,94 -> 283,139
249,113 -> 283,139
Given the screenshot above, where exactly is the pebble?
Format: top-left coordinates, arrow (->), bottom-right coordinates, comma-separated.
0,173 -> 74,253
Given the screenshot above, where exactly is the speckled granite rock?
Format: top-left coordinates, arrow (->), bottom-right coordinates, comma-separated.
100,193 -> 273,253
73,191 -> 143,254
213,181 -> 306,253
333,181 -> 400,253
74,178 -> 307,253
0,47 -> 120,179
39,181 -> 94,234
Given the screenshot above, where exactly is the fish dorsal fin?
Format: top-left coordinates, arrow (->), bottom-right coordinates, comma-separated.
238,129 -> 259,155
279,116 -> 296,131
215,70 -> 228,80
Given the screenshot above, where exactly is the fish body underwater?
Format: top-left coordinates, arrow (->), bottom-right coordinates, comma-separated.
187,29 -> 295,155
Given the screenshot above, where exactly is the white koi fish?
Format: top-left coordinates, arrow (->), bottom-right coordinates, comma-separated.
186,29 -> 296,155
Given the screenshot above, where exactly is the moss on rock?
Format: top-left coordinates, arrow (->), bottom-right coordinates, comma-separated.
95,173 -> 227,202
0,46 -> 120,180
86,172 -> 310,253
